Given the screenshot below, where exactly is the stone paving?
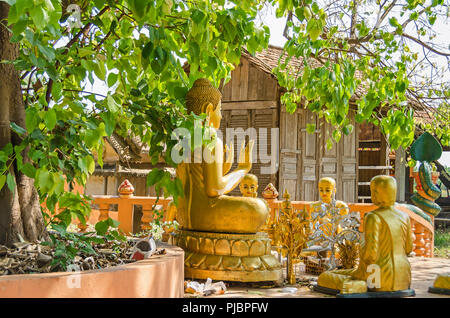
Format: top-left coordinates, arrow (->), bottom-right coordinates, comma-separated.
188,257 -> 450,298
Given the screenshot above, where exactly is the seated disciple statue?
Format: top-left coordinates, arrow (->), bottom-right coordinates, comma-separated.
310,177 -> 349,245
175,78 -> 269,234
239,174 -> 259,198
316,175 -> 414,294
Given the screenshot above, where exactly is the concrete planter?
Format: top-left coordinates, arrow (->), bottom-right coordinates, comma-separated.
0,244 -> 184,298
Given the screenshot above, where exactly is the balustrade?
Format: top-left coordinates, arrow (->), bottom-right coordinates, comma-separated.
69,181 -> 435,257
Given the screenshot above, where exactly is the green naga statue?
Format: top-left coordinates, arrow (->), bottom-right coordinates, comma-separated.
409,132 -> 442,217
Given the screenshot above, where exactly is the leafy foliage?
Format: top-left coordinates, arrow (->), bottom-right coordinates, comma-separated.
272,0 -> 449,151
0,0 -> 270,227
0,0 -> 447,241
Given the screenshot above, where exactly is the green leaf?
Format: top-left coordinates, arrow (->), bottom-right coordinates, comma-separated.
38,44 -> 56,62
30,6 -> 48,30
100,112 -> 116,136
306,19 -> 322,41
95,220 -> 109,236
107,73 -> 118,87
151,46 -> 168,74
94,0 -> 106,9
142,41 -> 154,60
85,156 -> 95,174
44,109 -> 57,130
21,163 -> 36,178
93,60 -> 106,81
53,172 -> 65,195
38,169 -> 53,192
191,9 -> 205,24
10,122 -> 27,135
147,168 -> 163,187
7,3 -> 18,24
0,175 -> 6,191
343,124 -> 354,135
106,95 -> 120,113
6,172 -> 15,193
326,138 -> 333,150
306,123 -> 316,134
332,130 -> 341,143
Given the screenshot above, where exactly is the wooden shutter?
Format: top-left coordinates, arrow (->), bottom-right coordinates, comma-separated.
278,107 -> 300,199
298,109 -> 319,201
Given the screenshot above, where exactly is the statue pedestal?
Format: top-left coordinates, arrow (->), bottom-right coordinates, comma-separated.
173,230 -> 282,282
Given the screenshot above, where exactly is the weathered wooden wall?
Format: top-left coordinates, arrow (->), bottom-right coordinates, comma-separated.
219,56 -> 359,201
219,58 -> 279,196
278,107 -> 358,202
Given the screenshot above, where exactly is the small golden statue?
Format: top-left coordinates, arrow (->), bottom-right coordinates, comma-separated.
172,79 -> 281,282
429,273 -> 450,295
314,175 -> 415,297
310,177 -> 349,222
308,178 -> 349,259
239,174 -> 259,198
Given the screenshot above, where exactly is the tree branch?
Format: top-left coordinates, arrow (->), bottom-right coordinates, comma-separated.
45,6 -> 110,105
283,11 -> 293,41
374,0 -> 397,30
402,33 -> 450,57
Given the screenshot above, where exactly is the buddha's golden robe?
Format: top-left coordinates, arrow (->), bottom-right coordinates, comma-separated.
175,158 -> 268,234
318,206 -> 414,292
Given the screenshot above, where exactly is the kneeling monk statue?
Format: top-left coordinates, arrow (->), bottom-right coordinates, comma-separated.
315,175 -> 415,296
172,79 -> 281,282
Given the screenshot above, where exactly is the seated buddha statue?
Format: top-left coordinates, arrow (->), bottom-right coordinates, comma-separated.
175,78 -> 269,234
316,175 -> 414,295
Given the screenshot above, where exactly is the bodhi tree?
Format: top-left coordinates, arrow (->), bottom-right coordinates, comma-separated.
0,0 -> 448,248
0,0 -> 270,246
271,0 -> 449,151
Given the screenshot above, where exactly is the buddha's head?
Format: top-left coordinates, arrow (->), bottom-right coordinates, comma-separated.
240,174 -> 258,197
318,177 -> 336,204
185,78 -> 222,129
370,175 -> 397,208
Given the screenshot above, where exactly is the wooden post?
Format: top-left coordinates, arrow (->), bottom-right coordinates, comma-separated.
394,147 -> 406,203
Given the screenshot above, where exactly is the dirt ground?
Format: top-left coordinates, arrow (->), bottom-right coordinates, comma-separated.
186,257 -> 450,298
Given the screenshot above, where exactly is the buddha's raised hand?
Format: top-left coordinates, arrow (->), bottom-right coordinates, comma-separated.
238,140 -> 254,172
223,142 -> 234,175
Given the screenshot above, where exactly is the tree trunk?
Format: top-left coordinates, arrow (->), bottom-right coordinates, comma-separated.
0,3 -> 47,246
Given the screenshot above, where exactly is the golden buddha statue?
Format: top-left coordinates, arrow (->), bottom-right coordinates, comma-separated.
315,175 -> 415,296
239,174 -> 259,198
172,78 -> 281,282
175,79 -> 268,233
